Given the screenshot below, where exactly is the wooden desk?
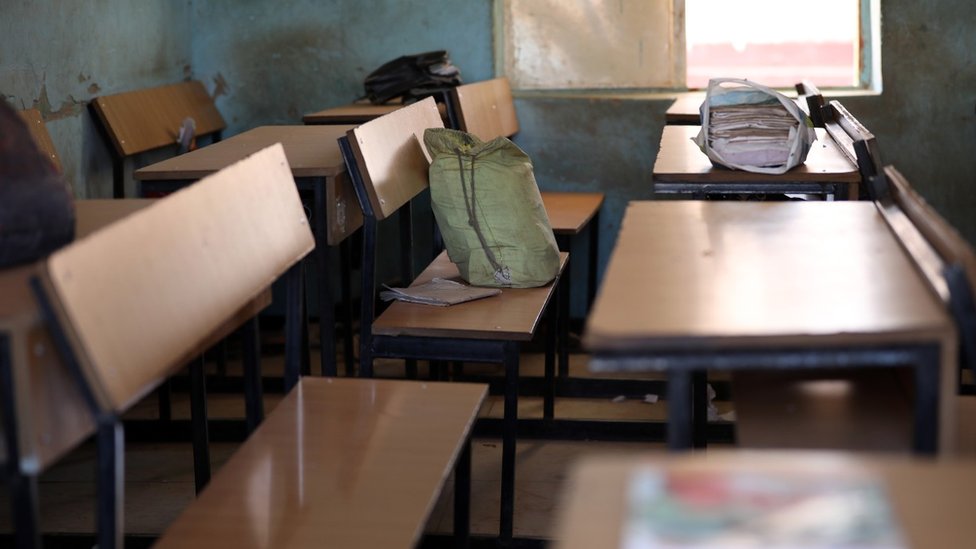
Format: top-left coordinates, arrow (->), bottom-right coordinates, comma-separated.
303,102 -> 404,125
584,201 -> 956,454
653,125 -> 860,199
554,452 -> 976,549
135,125 -> 361,377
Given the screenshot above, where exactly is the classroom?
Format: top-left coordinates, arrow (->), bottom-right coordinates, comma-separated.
2,1 -> 975,548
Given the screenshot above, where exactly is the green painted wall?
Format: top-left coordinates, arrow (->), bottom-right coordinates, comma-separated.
2,0 -> 974,315
0,0 -> 194,197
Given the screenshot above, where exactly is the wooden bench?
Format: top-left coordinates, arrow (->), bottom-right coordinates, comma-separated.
17,108 -> 62,173
450,76 -> 604,340
733,165 -> 974,453
338,97 -> 566,543
90,80 -> 225,198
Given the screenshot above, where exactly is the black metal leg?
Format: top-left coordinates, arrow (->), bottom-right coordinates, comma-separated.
96,418 -> 124,549
340,237 -> 356,376
544,286 -> 557,421
500,342 -> 519,543
667,370 -> 693,450
215,339 -> 228,377
314,183 -> 337,377
587,211 -> 600,312
453,438 -> 471,549
1,335 -> 40,549
241,316 -> 263,433
692,370 -> 708,449
558,262 -> 570,380
913,347 -> 941,455
284,262 -> 305,392
189,358 -> 211,493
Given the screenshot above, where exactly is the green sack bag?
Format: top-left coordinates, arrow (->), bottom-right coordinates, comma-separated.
424,127 -> 560,288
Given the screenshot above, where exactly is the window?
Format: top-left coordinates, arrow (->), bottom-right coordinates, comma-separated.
497,0 -> 880,91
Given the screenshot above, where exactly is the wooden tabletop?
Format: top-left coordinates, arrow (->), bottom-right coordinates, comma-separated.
584,201 -> 951,352
664,93 -> 707,125
134,125 -> 354,180
373,251 -> 568,341
653,125 -> 858,184
303,102 -> 404,125
540,192 -> 604,235
155,377 -> 487,549
133,125 -> 361,246
554,452 -> 976,549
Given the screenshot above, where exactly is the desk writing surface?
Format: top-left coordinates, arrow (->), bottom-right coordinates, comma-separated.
584,201 -> 950,351
554,452 -> 976,549
653,125 -> 858,184
664,93 -> 706,124
134,125 -> 353,180
155,377 -> 486,549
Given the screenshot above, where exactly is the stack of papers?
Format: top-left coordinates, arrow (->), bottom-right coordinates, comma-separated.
707,101 -> 799,168
380,278 -> 501,306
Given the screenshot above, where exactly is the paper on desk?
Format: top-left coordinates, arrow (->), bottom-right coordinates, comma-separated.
380,277 -> 501,306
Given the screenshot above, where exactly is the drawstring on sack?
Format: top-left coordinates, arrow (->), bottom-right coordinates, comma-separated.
455,149 -> 511,285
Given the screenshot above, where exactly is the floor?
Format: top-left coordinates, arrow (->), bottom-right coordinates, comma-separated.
0,331 -> 738,545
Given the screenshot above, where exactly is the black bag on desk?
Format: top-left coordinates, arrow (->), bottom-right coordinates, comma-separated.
0,101 -> 75,268
363,50 -> 462,105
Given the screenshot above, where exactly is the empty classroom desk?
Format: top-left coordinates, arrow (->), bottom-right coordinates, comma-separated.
554,452 -> 976,549
134,125 -> 361,377
653,125 -> 861,199
664,92 -> 707,125
584,201 -> 956,454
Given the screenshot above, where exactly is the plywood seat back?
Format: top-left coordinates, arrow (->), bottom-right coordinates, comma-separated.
824,100 -> 882,187
91,80 -> 226,158
452,77 -> 520,140
17,108 -> 62,172
345,97 -> 444,221
37,144 -> 314,412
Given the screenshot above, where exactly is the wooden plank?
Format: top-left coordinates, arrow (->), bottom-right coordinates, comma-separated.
90,81 -> 225,157
346,97 -> 444,221
40,144 -> 314,412
664,93 -> 707,125
17,108 -> 62,172
155,377 -> 487,549
373,251 -> 568,341
653,126 -> 859,184
554,453 -> 976,549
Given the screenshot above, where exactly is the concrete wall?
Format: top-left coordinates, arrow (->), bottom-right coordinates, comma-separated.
2,0 -> 973,312
0,0 -> 194,198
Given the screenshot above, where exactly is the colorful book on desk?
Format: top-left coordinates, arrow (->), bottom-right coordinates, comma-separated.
623,467 -> 906,549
